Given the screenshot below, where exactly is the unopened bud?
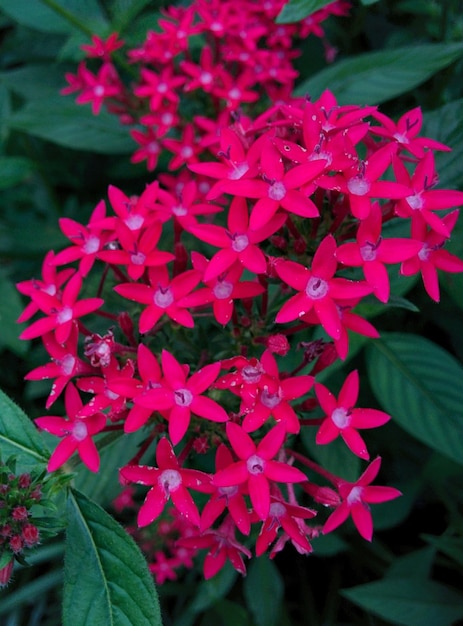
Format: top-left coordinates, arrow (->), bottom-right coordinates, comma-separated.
0,553 -> 14,587
265,334 -> 290,356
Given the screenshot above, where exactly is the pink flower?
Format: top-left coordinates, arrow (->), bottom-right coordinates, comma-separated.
75,62 -> 122,115
335,202 -> 423,302
114,265 -> 201,332
276,235 -> 372,340
81,33 -> 124,60
213,422 -> 307,520
255,497 -> 316,556
120,437 -> 211,527
20,272 -> 104,344
315,370 -> 390,460
400,210 -> 463,302
135,350 -> 228,445
35,383 -> 106,472
323,457 -> 401,541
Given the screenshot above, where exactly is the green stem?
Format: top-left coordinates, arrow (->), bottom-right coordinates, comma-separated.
40,0 -> 95,37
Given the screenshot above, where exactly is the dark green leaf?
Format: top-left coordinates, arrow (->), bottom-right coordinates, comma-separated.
0,273 -> 28,355
0,157 -> 34,189
0,388 -> 49,472
301,425 -> 361,482
386,547 -> 435,580
0,65 -> 66,101
342,577 -> 463,626
0,570 -> 63,616
0,0 -> 73,33
421,98 -> 463,189
63,489 -> 162,626
243,558 -> 284,626
189,562 -> 238,613
366,333 -> 463,464
8,98 -> 135,154
276,0 -> 333,24
295,43 -> 463,104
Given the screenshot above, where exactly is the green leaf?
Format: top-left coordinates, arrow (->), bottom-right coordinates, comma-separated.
243,558 -> 284,626
109,0 -> 153,32
0,65 -> 66,102
366,333 -> 463,464
386,546 -> 435,580
421,98 -> 463,189
189,562 -> 238,613
0,273 -> 28,355
63,489 -> 162,626
0,157 -> 34,189
276,0 -> 333,23
342,578 -> 463,626
0,388 -> 49,472
0,0 -> 73,33
8,98 -> 135,154
0,570 -> 63,616
295,43 -> 463,104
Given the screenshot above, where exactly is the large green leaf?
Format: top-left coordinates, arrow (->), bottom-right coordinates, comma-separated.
0,157 -> 34,189
0,388 -> 49,471
0,65 -> 66,102
0,0 -> 107,33
243,558 -> 284,626
8,98 -> 135,154
276,0 -> 333,23
342,578 -> 463,626
301,425 -> 361,482
421,98 -> 463,189
63,489 -> 162,626
366,333 -> 463,464
295,43 -> 463,104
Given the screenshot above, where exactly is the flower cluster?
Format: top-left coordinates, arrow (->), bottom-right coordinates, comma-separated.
0,459 -> 43,587
62,0 -> 350,171
17,0 -> 463,582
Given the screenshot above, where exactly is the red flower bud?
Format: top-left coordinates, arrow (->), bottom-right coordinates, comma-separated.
265,334 -> 290,356
22,524 -> 40,547
0,554 -> 14,587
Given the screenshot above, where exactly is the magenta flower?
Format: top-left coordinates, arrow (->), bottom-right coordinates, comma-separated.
53,200 -> 115,276
135,349 -> 228,445
81,33 -> 124,60
400,210 -> 463,302
393,151 -> 463,237
75,62 -> 122,115
335,202 -> 423,302
189,196 -> 286,282
16,250 -> 74,323
24,326 -> 94,408
120,437 -> 212,527
276,235 -> 372,340
107,181 -> 160,235
114,265 -> 201,332
179,254 -> 265,326
35,383 -> 106,472
323,457 -> 402,541
213,422 -> 307,520
255,497 -> 316,557
315,370 -> 390,460
200,444 -> 251,535
20,272 -> 104,344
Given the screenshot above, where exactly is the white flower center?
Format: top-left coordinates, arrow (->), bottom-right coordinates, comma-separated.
393,132 -> 409,144
261,387 -> 281,409
418,244 -> 430,261
269,502 -> 286,518
213,280 -> 233,300
360,242 -> 377,262
228,162 -> 249,180
347,176 -> 371,196
246,454 -> 265,475
148,141 -> 159,154
130,251 -> 146,265
242,365 -> 262,384
181,146 -> 193,159
331,407 -> 351,429
347,485 -> 364,505
61,354 -> 76,376
268,181 -> 286,201
57,306 -> 73,324
231,234 -> 249,253
154,287 -> 174,308
93,85 -> 105,97
72,421 -> 88,442
125,214 -> 144,230
172,205 -> 188,217
174,388 -> 193,407
305,276 -> 329,300
200,72 -> 213,85
218,485 -> 238,497
83,235 -> 100,254
159,469 -> 182,493
157,82 -> 168,93
406,193 -> 424,210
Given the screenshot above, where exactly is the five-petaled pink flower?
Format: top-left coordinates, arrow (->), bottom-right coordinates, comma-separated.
35,382 -> 106,472
323,457 -> 401,541
120,437 -> 212,527
315,370 -> 390,460
213,422 -> 307,520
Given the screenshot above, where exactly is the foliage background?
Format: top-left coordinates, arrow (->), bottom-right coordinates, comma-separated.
1,0 -> 463,624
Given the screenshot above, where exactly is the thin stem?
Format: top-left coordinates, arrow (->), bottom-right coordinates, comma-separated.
40,0 -> 95,37
286,447 -> 340,486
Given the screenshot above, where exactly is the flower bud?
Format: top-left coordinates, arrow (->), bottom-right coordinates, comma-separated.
0,553 -> 14,588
